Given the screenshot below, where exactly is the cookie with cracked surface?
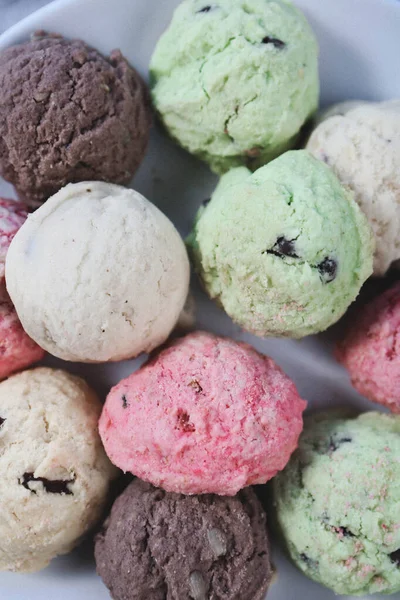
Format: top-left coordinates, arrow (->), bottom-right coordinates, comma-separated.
336,282 -> 400,413
0,367 -> 117,572
95,478 -> 273,600
187,150 -> 374,338
99,331 -> 306,495
273,411 -> 400,596
150,0 -> 319,173
0,32 -> 151,206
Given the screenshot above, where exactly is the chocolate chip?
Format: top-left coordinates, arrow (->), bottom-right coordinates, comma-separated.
329,436 -> 352,452
265,236 -> 299,258
20,472 -> 75,495
188,379 -> 203,393
176,410 -> 195,433
389,549 -> 400,566
317,257 -> 337,283
262,36 -> 286,49
300,553 -> 318,570
197,5 -> 212,12
122,394 -> 128,409
202,198 -> 211,207
0,417 -> 5,429
339,527 -> 355,538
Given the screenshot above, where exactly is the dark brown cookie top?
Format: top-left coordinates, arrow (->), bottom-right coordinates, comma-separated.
95,479 -> 272,600
0,32 -> 151,205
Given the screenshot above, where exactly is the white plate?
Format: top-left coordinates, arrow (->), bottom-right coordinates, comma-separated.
1,0 -> 400,598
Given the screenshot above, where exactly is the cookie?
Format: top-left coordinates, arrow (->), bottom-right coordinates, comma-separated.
0,367 -> 117,572
187,150 -> 373,338
273,411 -> 400,595
99,331 -> 306,495
95,479 -> 273,600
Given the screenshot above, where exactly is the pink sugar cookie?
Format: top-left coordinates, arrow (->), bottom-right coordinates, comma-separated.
0,197 -> 28,281
99,331 -> 306,495
0,289 -> 44,379
336,282 -> 400,413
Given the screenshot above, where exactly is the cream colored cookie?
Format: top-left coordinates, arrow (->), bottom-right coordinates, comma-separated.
6,181 -> 190,362
307,100 -> 400,275
0,367 -> 116,572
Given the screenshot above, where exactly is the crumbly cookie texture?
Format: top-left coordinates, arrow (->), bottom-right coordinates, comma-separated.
187,150 -> 374,338
307,100 -> 400,275
273,412 -> 400,596
150,0 -> 318,173
0,33 -> 151,205
0,367 -> 117,573
336,282 -> 400,413
0,288 -> 44,379
95,479 -> 273,600
100,331 -> 306,495
0,197 -> 28,281
6,181 -> 190,362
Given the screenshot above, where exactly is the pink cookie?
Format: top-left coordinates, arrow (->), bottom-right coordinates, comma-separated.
0,197 -> 28,281
336,282 -> 400,413
0,289 -> 44,379
99,331 -> 306,495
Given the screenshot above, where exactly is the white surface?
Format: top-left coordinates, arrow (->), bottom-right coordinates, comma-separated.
0,0 -> 399,598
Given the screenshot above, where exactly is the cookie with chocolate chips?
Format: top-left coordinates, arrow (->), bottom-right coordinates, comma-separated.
0,367 -> 116,573
274,411 -> 400,595
95,479 -> 273,600
150,0 -> 319,173
187,150 -> 373,338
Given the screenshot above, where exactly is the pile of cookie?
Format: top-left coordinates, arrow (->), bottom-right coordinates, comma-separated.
0,1 -> 399,598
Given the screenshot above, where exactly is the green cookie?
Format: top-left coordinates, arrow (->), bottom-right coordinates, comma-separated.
187,150 -> 373,338
273,412 -> 400,596
150,0 -> 319,173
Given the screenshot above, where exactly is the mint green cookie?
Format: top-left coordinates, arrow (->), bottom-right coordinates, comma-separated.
187,150 -> 373,338
150,0 -> 319,173
273,412 -> 400,596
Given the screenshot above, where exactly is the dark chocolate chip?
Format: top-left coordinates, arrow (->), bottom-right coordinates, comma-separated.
202,198 -> 211,207
20,472 -> 75,495
329,436 -> 352,452
390,549 -> 400,566
265,236 -> 299,258
339,526 -> 355,538
188,379 -> 203,393
300,553 -> 319,570
176,410 -> 195,433
0,417 -> 5,429
197,5 -> 212,12
122,394 -> 128,409
262,36 -> 286,49
317,257 -> 337,283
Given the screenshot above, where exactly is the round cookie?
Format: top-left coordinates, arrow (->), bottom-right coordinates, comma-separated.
336,282 -> 400,413
150,0 -> 319,173
307,100 -> 400,275
0,33 -> 151,205
273,411 -> 400,596
95,479 -> 273,600
0,197 -> 28,281
6,181 -> 190,363
0,288 -> 44,379
0,367 -> 116,572
187,150 -> 373,338
99,331 -> 306,495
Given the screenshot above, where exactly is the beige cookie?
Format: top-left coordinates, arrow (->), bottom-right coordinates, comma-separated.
0,367 -> 117,572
